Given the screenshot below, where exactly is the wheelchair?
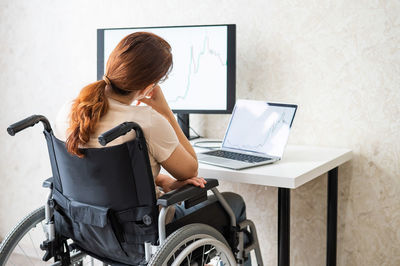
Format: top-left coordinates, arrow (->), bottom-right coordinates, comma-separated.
0,115 -> 263,266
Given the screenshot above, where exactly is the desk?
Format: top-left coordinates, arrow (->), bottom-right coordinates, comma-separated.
193,144 -> 352,266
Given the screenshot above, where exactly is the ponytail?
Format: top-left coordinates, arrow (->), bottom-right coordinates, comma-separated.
66,80 -> 108,157
65,32 -> 173,157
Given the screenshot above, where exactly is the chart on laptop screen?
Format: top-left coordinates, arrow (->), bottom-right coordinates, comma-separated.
103,26 -> 228,111
223,100 -> 296,157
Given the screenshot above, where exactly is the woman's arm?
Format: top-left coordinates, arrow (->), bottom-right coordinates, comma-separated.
155,174 -> 206,193
162,108 -> 197,160
139,85 -> 198,180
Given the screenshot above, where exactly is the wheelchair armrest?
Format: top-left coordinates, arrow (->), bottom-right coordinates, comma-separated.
157,178 -> 218,207
42,177 -> 53,189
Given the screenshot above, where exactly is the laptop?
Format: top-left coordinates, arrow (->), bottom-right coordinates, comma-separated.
197,100 -> 297,170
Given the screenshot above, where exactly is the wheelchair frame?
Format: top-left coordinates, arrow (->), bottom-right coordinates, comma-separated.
2,115 -> 264,266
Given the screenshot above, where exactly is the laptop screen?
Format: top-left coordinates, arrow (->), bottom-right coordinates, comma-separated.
222,100 -> 297,158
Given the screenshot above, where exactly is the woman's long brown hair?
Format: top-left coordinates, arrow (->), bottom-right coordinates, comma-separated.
66,32 -> 173,157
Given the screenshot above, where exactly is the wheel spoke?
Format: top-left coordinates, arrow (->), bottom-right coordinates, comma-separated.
201,245 -> 205,266
188,248 -> 192,263
17,243 -> 36,266
8,257 -> 16,266
204,245 -> 211,264
28,231 -> 41,260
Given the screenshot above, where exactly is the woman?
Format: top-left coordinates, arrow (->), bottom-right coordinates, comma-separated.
54,32 -> 248,234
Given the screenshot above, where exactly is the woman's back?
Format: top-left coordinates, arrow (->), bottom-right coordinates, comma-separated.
54,97 -> 179,178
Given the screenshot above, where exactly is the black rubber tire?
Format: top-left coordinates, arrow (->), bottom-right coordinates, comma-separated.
148,223 -> 234,266
0,206 -> 45,265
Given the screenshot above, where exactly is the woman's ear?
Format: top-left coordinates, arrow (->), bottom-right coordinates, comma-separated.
136,83 -> 155,100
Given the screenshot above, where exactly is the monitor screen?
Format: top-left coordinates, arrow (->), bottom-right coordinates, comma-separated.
97,24 -> 236,114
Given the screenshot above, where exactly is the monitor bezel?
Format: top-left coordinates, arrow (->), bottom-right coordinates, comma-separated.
97,24 -> 236,114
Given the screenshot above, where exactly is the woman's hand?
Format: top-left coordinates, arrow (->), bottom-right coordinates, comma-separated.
137,85 -> 173,120
164,176 -> 207,193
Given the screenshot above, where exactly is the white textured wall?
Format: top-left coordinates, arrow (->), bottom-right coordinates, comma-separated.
1,1 -> 399,265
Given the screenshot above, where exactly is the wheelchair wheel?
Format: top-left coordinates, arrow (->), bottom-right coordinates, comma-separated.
149,223 -> 236,266
0,206 -> 88,266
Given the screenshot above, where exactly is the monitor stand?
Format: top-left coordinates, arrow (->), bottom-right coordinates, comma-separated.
177,113 -> 199,140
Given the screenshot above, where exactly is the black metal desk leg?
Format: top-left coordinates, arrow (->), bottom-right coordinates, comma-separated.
327,167 -> 338,266
278,188 -> 290,266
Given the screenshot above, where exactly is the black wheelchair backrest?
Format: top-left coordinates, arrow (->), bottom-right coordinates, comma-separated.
43,127 -> 159,265
45,131 -> 156,208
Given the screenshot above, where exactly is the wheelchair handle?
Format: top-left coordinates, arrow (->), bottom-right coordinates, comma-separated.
7,115 -> 52,136
98,122 -> 143,146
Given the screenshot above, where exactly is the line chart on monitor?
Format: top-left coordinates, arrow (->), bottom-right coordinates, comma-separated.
161,27 -> 228,110
169,36 -> 227,104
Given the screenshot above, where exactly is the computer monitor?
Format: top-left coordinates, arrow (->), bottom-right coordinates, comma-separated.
97,24 -> 236,138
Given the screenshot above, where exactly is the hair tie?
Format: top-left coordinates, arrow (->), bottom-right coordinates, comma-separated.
103,75 -> 111,86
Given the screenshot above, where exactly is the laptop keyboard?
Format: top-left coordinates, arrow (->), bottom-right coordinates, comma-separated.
203,150 -> 272,163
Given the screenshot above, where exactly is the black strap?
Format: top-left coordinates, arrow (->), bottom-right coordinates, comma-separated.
52,188 -> 70,211
44,131 -> 63,192
127,139 -> 157,206
108,210 -> 127,254
115,206 -> 154,223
